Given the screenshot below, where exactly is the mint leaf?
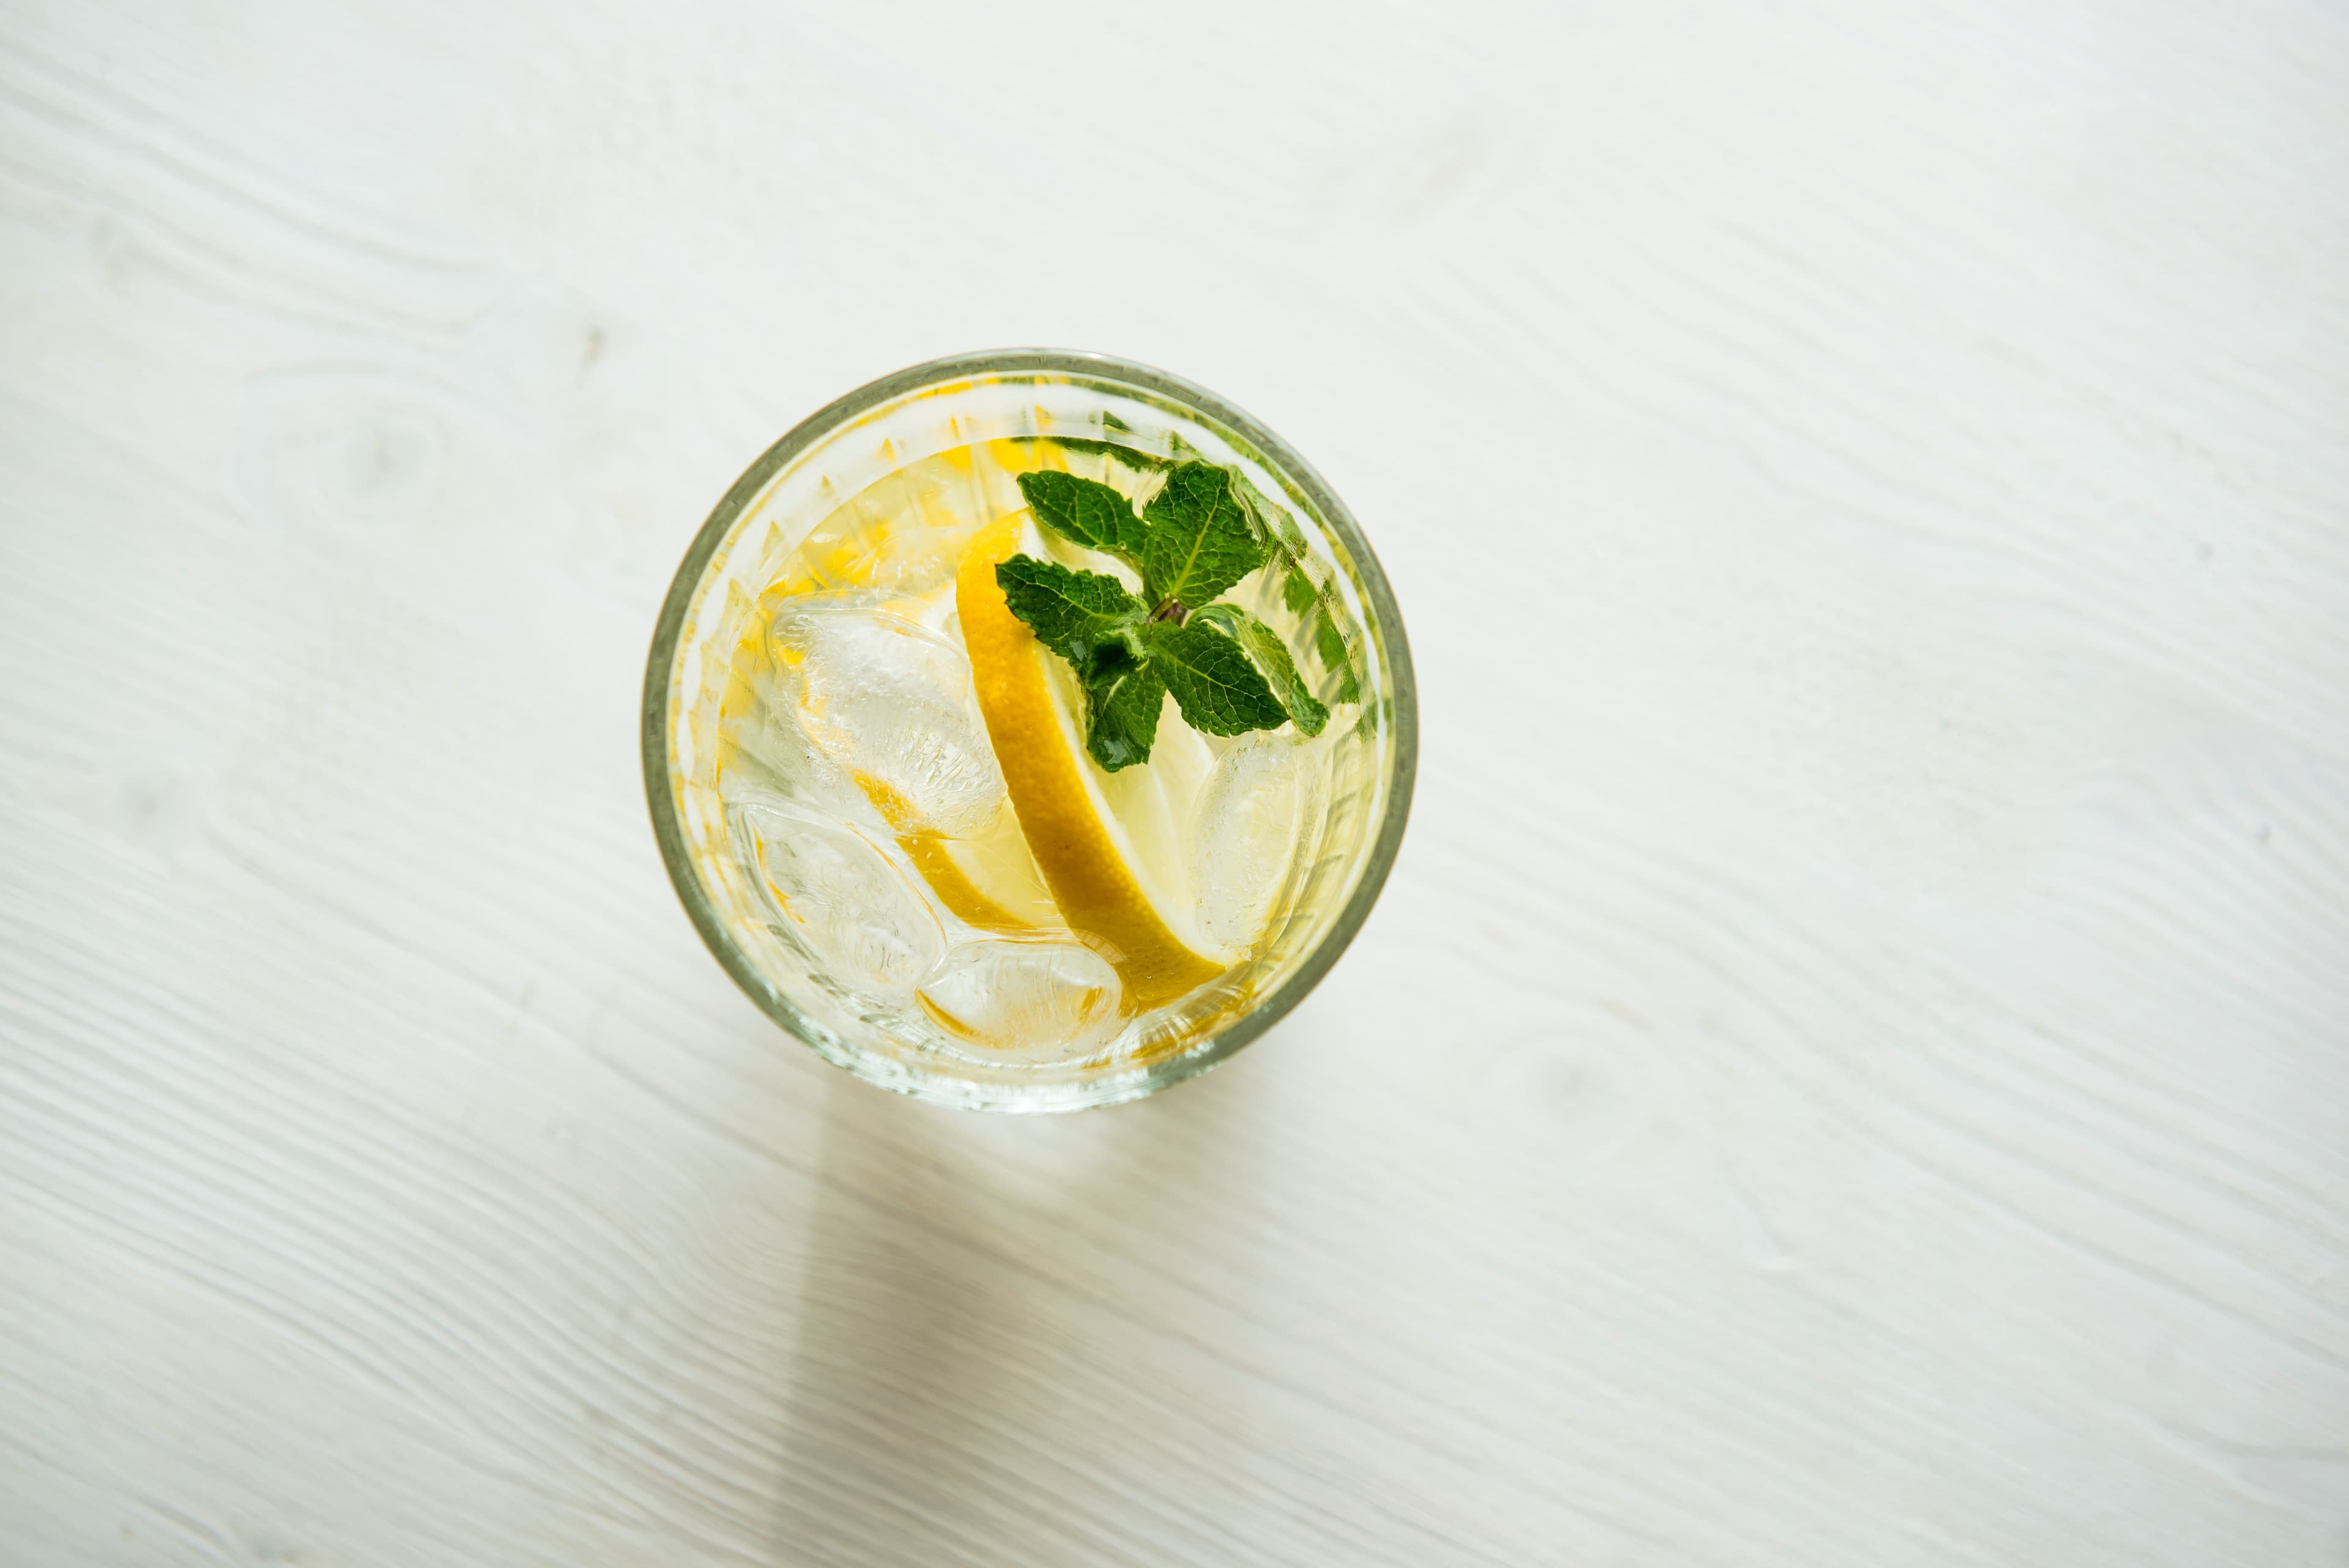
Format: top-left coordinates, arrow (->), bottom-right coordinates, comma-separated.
1192,603 -> 1329,737
995,556 -> 1146,668
1238,463 -> 1359,707
1141,461 -> 1266,609
1047,437 -> 1172,473
1143,619 -> 1288,737
1016,472 -> 1149,567
1008,435 -> 1173,472
1238,472 -> 1315,573
1280,565 -> 1360,705
1314,609 -> 1360,704
1083,653 -> 1165,771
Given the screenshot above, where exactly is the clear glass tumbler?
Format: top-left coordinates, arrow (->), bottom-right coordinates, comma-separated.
642,350 -> 1416,1110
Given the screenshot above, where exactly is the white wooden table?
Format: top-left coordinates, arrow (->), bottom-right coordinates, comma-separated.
6,2 -> 2347,1563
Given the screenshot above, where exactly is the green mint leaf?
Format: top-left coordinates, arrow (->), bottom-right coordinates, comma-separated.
1275,563 -> 1361,704
1015,472 -> 1149,566
995,556 -> 1146,667
1008,435 -> 1173,472
1141,461 -> 1266,609
1238,473 -> 1310,561
1083,653 -> 1165,771
1043,437 -> 1172,472
1143,619 -> 1288,737
1102,413 -> 1211,464
1238,464 -> 1360,707
1313,609 -> 1360,704
1191,603 -> 1330,737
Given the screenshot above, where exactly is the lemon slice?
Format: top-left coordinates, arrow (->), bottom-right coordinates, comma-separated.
859,776 -> 1059,934
956,511 -> 1230,1011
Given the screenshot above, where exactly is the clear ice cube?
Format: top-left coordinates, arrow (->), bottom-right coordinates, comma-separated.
916,937 -> 1123,1064
770,601 -> 1004,838
1190,732 -> 1321,952
720,677 -> 868,826
733,799 -> 945,998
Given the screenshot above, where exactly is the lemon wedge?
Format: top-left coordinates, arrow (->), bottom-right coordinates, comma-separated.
956,511 -> 1230,1011
858,775 -> 1059,934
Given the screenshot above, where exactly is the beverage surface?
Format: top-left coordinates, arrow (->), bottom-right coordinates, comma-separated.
712,436 -> 1357,1070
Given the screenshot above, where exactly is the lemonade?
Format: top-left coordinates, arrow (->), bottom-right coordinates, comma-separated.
645,354 -> 1413,1110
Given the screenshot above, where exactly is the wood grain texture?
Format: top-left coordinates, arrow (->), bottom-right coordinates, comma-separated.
3,1 -> 2346,1562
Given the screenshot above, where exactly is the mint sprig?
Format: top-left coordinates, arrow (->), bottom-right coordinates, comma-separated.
1003,461 -> 1341,770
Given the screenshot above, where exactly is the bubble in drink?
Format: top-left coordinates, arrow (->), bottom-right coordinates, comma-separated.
770,602 -> 1004,838
1191,732 -> 1321,951
733,799 -> 944,997
916,937 -> 1124,1063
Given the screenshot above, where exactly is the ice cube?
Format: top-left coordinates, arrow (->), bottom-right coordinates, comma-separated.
719,679 -> 867,825
1190,732 -> 1321,952
733,800 -> 945,998
770,601 -> 1004,838
916,937 -> 1123,1064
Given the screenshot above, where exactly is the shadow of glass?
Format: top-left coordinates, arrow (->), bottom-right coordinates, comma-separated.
767,1066 -> 1252,1567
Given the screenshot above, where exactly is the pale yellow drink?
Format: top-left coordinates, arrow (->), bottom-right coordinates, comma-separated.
712,437 -> 1350,1072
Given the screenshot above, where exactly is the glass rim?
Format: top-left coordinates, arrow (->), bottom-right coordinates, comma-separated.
640,347 -> 1419,1110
